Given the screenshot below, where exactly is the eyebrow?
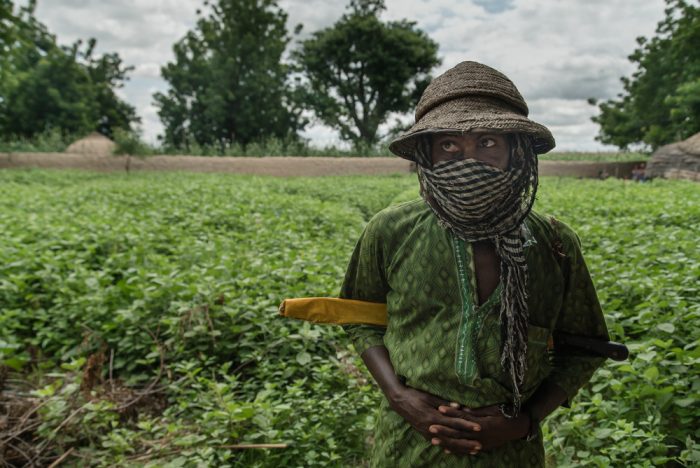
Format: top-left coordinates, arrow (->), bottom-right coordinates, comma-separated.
433,134 -> 461,141
434,133 -> 500,141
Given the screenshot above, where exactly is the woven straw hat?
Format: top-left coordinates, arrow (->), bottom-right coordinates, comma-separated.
389,61 -> 555,161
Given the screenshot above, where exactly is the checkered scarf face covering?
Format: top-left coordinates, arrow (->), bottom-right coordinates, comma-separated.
416,134 -> 538,412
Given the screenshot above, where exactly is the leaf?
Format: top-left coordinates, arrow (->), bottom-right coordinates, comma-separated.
657,323 -> 675,333
675,398 -> 696,408
296,352 -> 311,365
1,357 -> 26,371
636,351 -> 657,362
643,366 -> 660,381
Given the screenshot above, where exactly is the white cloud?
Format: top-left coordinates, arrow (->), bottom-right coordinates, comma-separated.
529,98 -> 595,128
132,63 -> 162,79
33,1 -> 198,67
29,0 -> 666,149
281,0 -> 342,40
529,98 -> 605,151
138,102 -> 162,144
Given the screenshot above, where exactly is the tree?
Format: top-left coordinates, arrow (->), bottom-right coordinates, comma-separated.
293,0 -> 440,149
83,41 -> 140,137
0,1 -> 139,139
154,0 -> 304,150
0,0 -> 54,130
592,0 -> 700,150
0,1 -> 16,49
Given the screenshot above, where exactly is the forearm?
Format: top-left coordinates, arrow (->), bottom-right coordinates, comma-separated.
522,380 -> 568,425
360,345 -> 404,402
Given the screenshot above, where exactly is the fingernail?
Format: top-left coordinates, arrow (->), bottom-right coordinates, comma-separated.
431,438 -> 440,445
429,426 -> 437,433
450,402 -> 460,408
470,451 -> 477,455
445,449 -> 451,454
474,426 -> 481,432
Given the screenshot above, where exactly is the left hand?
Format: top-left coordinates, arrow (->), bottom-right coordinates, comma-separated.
428,404 -> 530,455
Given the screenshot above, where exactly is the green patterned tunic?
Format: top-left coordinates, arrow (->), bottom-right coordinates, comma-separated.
340,198 -> 609,467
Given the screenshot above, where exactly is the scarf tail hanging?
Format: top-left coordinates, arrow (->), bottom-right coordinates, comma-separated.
495,234 -> 530,413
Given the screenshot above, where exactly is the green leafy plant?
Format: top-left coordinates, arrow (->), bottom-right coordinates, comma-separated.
0,170 -> 697,466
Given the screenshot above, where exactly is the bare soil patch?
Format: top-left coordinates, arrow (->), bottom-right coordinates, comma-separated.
1,153 -> 644,178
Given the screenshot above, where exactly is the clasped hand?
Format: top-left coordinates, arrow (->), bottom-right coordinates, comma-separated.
388,385 -> 529,456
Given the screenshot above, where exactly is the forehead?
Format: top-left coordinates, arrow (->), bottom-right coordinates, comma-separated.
432,131 -> 508,141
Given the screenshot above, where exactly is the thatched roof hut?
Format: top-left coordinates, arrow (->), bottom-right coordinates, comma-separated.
646,132 -> 700,181
65,132 -> 116,157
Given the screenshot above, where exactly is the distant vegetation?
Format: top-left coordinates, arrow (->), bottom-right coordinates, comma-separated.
0,3 -> 139,142
0,128 -> 75,153
542,152 -> 649,162
0,131 -> 648,162
592,0 -> 699,150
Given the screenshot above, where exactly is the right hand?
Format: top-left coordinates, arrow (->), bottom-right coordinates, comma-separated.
387,385 -> 481,442
358,346 -> 480,449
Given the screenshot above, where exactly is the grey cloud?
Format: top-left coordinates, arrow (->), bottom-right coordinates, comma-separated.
473,0 -> 515,14
120,78 -> 168,142
547,121 -> 610,152
132,63 -> 163,79
34,1 -> 198,62
281,0 -> 344,40
522,56 -> 631,101
528,98 -> 612,151
529,98 -> 596,127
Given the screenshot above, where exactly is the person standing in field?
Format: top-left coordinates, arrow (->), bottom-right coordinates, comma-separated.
340,61 -> 610,466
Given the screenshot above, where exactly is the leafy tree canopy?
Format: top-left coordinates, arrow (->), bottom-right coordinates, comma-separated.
293,0 -> 440,149
592,0 -> 700,150
0,0 -> 17,48
0,1 -> 139,140
154,0 -> 305,150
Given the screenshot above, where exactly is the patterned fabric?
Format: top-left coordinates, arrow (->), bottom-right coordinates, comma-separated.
340,199 -> 609,467
451,235 -> 503,386
417,133 -> 539,412
416,135 -> 536,237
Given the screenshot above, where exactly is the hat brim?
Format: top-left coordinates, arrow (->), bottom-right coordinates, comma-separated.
389,97 -> 556,162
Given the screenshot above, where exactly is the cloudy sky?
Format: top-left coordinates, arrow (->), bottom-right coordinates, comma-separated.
32,0 -> 665,151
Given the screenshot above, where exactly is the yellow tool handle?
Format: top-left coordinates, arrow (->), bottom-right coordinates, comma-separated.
279,297 -> 388,326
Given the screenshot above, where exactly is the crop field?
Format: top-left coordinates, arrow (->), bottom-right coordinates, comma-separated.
0,169 -> 698,467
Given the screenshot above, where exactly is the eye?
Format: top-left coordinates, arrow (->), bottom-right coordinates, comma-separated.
440,140 -> 460,152
479,137 -> 497,148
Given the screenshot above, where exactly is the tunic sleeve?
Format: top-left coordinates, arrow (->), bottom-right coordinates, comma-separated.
544,220 -> 610,401
339,216 -> 391,355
